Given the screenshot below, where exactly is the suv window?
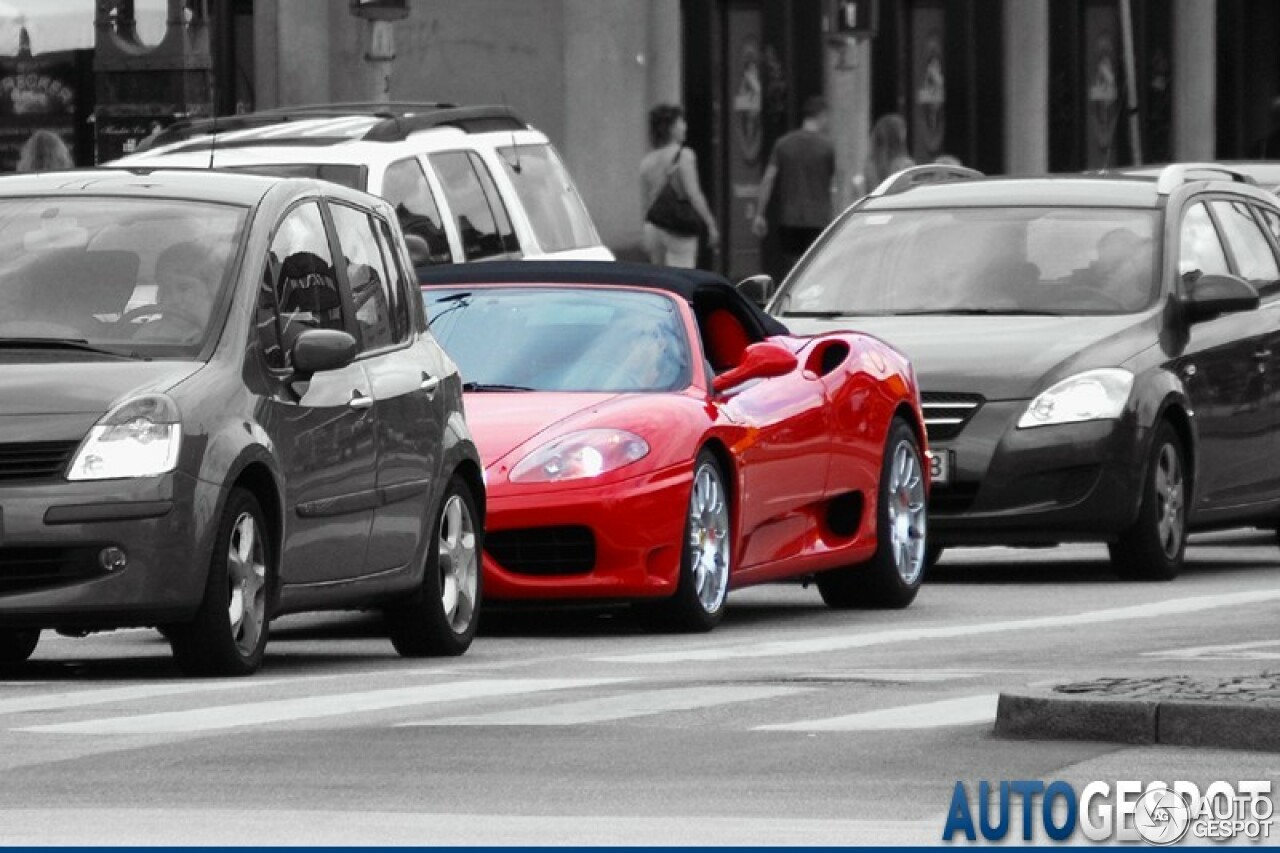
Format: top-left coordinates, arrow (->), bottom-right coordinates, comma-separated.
1209,200 -> 1280,289
258,201 -> 345,370
382,157 -> 453,265
497,143 -> 599,252
329,202 -> 401,352
1179,202 -> 1230,279
430,151 -> 519,261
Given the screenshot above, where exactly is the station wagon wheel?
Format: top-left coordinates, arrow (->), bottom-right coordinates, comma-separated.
168,487 -> 273,677
817,417 -> 928,609
1109,421 -> 1186,581
641,450 -> 731,632
0,629 -> 39,665
386,474 -> 482,657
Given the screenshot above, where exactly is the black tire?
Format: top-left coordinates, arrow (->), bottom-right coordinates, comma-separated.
385,475 -> 482,657
925,543 -> 945,572
0,628 -> 39,664
641,450 -> 731,632
817,418 -> 928,609
1109,421 -> 1186,581
168,488 -> 273,677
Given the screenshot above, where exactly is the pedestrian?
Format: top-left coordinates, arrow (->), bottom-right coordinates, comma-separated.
751,94 -> 835,270
640,103 -> 719,268
16,129 -> 73,172
856,113 -> 914,196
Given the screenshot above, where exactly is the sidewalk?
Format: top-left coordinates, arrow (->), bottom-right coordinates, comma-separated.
995,671 -> 1280,752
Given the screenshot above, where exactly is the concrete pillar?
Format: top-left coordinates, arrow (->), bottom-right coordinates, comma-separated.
1172,0 -> 1215,160
827,36 -> 872,213
252,0 -> 279,109
1002,0 -> 1049,175
647,0 -> 682,106
268,0 -> 332,107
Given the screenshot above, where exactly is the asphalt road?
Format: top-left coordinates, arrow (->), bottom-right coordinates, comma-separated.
0,531 -> 1277,845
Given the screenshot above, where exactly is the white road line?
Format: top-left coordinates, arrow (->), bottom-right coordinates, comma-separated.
402,684 -> 808,727
0,680 -> 288,717
596,588 -> 1280,664
1144,639 -> 1280,660
756,693 -> 999,732
17,678 -> 626,736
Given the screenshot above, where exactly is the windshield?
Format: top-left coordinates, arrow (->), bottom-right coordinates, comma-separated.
776,207 -> 1161,316
0,197 -> 247,359
424,286 -> 691,393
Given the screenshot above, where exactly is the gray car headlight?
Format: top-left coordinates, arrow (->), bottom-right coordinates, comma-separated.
67,394 -> 182,480
1017,369 -> 1134,429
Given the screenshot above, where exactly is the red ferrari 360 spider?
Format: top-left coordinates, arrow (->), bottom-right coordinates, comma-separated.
419,261 -> 929,631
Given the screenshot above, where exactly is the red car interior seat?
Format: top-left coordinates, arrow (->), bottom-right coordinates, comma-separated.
704,308 -> 751,372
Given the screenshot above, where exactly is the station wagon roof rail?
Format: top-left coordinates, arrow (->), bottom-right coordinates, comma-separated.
145,103 -> 527,150
869,163 -> 985,198
1155,162 -> 1257,195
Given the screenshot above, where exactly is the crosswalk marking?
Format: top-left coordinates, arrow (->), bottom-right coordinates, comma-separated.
17,678 -> 626,736
0,679 -> 290,717
755,693 -> 998,732
401,684 -> 809,727
596,588 -> 1280,664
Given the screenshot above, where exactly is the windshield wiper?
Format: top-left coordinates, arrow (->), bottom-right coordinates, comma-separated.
0,338 -> 141,358
890,308 -> 1062,317
462,381 -> 534,392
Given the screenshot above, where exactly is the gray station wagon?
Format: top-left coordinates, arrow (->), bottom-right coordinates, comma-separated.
0,169 -> 484,676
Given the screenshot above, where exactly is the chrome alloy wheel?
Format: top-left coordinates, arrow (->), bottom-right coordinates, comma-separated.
887,439 -> 928,585
438,494 -> 479,633
226,512 -> 267,658
1153,442 -> 1186,558
688,461 -> 731,614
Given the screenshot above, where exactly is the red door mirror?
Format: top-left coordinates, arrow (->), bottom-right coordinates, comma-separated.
712,341 -> 798,394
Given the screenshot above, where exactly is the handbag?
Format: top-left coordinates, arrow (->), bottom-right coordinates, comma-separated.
646,146 -> 704,237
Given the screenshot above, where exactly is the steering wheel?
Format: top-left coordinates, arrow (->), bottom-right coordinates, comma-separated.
120,303 -> 204,332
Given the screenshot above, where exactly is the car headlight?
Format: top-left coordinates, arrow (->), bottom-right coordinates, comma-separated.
509,429 -> 649,483
67,394 -> 182,480
1017,369 -> 1134,429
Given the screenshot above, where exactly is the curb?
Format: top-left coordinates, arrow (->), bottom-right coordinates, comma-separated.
994,690 -> 1280,752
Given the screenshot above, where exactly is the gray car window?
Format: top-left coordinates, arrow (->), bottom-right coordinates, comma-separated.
1209,201 -> 1280,292
429,151 -> 519,261
329,202 -> 398,353
382,157 -> 452,266
1178,202 -> 1230,279
258,201 -> 345,370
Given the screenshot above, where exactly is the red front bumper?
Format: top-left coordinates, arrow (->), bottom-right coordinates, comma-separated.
482,463 -> 692,601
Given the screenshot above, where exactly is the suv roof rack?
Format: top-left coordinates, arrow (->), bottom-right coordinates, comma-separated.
868,164 -> 984,198
142,103 -> 527,151
1155,162 -> 1257,194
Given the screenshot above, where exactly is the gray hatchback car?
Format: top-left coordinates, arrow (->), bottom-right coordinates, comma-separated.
0,169 -> 484,676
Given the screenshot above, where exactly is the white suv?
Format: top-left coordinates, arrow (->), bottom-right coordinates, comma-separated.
114,103 -> 613,267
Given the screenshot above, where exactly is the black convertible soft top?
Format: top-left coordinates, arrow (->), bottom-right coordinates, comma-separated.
416,260 -> 790,339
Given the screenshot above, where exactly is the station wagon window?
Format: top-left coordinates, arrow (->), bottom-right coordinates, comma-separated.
329,202 -> 399,352
1178,203 -> 1230,279
1256,205 -> 1280,248
382,157 -> 452,265
429,151 -> 519,261
258,202 -> 345,371
497,143 -> 599,252
1210,201 -> 1280,289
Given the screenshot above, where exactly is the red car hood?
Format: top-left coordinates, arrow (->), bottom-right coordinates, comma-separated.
464,392 -> 621,466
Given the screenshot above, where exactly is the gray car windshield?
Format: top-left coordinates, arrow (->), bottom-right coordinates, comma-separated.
0,197 -> 247,358
425,286 -> 691,393
777,207 -> 1161,317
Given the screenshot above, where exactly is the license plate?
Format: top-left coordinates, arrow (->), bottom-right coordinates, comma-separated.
927,449 -> 952,486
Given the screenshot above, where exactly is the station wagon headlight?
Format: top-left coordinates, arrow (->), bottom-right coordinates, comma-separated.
68,394 -> 182,480
1018,369 -> 1134,429
510,429 -> 649,483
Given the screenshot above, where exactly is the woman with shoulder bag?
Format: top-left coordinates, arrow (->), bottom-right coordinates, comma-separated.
640,104 -> 719,268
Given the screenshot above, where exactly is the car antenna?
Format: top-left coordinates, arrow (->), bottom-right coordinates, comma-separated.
504,92 -> 521,174
206,78 -> 218,170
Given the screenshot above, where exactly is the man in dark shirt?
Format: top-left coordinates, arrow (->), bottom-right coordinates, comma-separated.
751,95 -> 836,272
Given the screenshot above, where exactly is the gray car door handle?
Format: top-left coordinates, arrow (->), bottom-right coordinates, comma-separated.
420,375 -> 441,393
348,391 -> 374,410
